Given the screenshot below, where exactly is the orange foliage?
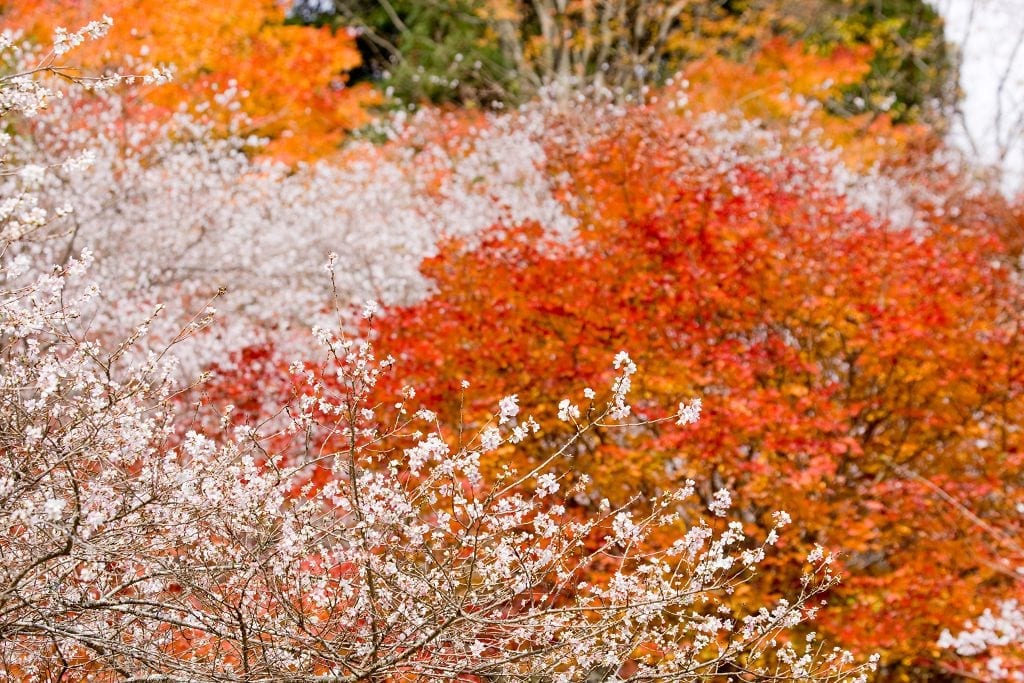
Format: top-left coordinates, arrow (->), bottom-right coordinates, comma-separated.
680,39 -> 931,167
683,38 -> 872,115
1,0 -> 378,159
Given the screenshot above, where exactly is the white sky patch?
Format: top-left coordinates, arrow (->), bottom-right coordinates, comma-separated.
936,0 -> 1024,191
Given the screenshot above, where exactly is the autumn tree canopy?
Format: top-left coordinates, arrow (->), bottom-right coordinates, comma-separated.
1,0 -> 379,158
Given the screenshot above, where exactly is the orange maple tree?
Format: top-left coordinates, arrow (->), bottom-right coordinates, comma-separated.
679,38 -> 931,168
1,0 -> 378,159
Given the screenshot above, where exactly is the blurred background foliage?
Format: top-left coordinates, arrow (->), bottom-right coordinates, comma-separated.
293,0 -> 956,126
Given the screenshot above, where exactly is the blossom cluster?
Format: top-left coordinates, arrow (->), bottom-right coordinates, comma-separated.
940,600 -> 1024,680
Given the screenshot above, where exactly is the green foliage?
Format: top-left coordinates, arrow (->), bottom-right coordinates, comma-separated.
293,0 -> 515,106
673,0 -> 958,125
810,0 -> 958,124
